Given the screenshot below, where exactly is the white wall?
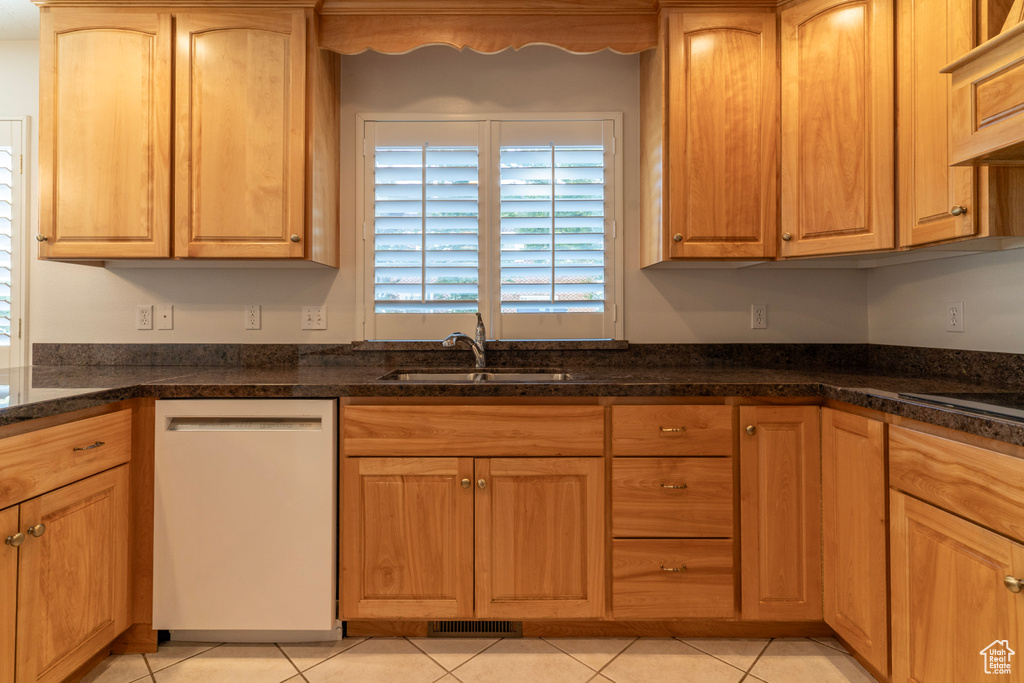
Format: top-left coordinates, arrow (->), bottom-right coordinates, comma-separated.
868,248 -> 1024,353
8,43 -> 872,347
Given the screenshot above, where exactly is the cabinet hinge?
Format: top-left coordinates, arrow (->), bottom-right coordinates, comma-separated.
17,318 -> 21,339
362,138 -> 367,157
612,137 -> 616,155
19,154 -> 23,174
613,304 -> 618,323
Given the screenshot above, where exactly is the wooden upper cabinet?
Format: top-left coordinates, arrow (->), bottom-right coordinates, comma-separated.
664,11 -> 778,260
822,409 -> 889,678
891,491 -> 1024,683
38,10 -> 173,258
739,405 -> 822,621
897,0 -> 976,246
175,11 -> 307,259
38,7 -> 340,264
780,0 -> 895,257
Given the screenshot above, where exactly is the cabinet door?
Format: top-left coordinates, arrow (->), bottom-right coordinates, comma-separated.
476,457 -> 605,619
342,457 -> 474,619
175,11 -> 307,258
780,0 -> 894,257
822,409 -> 889,677
15,465 -> 129,683
897,0 -> 976,246
1,506 -> 17,683
891,492 -> 1024,683
665,11 -> 777,259
739,406 -> 822,620
38,10 -> 172,258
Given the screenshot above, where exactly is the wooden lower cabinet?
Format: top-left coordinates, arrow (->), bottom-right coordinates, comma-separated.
822,409 -> 889,677
891,491 -> 1024,682
342,456 -> 604,620
739,406 -> 822,621
5,465 -> 130,683
1,506 -> 17,683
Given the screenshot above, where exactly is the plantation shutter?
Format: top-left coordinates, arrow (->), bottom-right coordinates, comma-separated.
366,120 -> 486,340
0,118 -> 22,373
493,119 -> 615,340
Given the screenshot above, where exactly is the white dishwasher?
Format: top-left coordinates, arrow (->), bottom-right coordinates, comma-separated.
153,399 -> 336,641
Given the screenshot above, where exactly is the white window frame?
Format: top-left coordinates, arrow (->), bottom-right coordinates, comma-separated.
0,117 -> 29,370
356,112 -> 624,342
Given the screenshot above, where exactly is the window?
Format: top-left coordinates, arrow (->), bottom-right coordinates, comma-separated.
359,115 -> 622,341
0,117 -> 26,375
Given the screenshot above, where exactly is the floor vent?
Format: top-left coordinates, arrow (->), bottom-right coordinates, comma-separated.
427,620 -> 523,638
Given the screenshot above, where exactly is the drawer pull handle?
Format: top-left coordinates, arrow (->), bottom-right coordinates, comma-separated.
659,426 -> 686,433
73,441 -> 105,452
660,563 -> 687,572
27,524 -> 45,538
1005,576 -> 1024,593
660,483 -> 688,490
5,533 -> 25,548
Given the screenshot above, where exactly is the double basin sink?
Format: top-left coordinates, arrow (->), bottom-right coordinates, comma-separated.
379,369 -> 574,383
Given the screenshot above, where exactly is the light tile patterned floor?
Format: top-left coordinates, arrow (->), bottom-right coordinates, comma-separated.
82,634 -> 879,683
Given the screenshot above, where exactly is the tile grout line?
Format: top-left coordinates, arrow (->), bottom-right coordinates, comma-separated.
421,635 -> 507,676
739,637 -> 774,681
591,636 -> 640,677
674,637 -> 768,676
144,641 -> 226,676
540,635 -> 634,673
275,642 -> 304,679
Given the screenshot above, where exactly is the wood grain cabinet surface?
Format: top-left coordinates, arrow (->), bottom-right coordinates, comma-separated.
38,7 -> 339,264
739,405 -> 822,621
342,453 -> 604,620
779,0 -> 895,258
639,10 -> 778,263
821,409 -> 889,678
5,465 -> 130,683
897,0 -> 1024,247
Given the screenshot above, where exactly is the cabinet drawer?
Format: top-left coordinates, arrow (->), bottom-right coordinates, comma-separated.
0,410 -> 132,509
890,425 -> 1024,542
612,539 -> 735,618
612,405 -> 732,456
343,405 -> 604,456
612,458 -> 733,537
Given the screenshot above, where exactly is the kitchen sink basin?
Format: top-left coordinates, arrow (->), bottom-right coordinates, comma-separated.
379,369 -> 574,382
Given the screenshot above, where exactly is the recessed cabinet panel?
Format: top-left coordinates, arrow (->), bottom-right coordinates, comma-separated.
898,0 -> 977,246
39,11 -> 172,258
175,12 -> 306,258
16,465 -> 129,683
342,457 -> 474,619
667,12 -> 778,259
781,0 -> 894,257
891,491 -> 1024,683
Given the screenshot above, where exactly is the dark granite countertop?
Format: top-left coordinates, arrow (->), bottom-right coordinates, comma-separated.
7,361 -> 1024,448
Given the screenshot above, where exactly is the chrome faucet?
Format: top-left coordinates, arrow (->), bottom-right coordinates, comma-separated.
442,313 -> 487,368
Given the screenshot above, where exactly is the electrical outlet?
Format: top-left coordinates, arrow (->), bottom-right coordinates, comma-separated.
136,305 -> 153,330
156,305 -> 173,330
245,305 -> 261,330
751,304 -> 767,329
947,301 -> 965,333
301,305 -> 327,330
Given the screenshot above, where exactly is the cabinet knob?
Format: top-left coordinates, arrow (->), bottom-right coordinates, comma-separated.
290,234 -> 301,243
660,563 -> 687,572
477,479 -> 487,489
35,234 -> 48,242
1005,575 -> 1024,593
672,234 -> 683,243
27,524 -> 45,538
4,533 -> 25,548
950,205 -> 967,216
660,482 -> 688,490
745,425 -> 757,435
461,478 -> 471,489
781,232 -> 792,242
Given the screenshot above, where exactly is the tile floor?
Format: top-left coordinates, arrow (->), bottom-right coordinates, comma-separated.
82,634 -> 879,683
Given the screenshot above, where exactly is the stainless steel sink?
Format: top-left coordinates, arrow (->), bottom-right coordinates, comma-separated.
379,370 -> 574,382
